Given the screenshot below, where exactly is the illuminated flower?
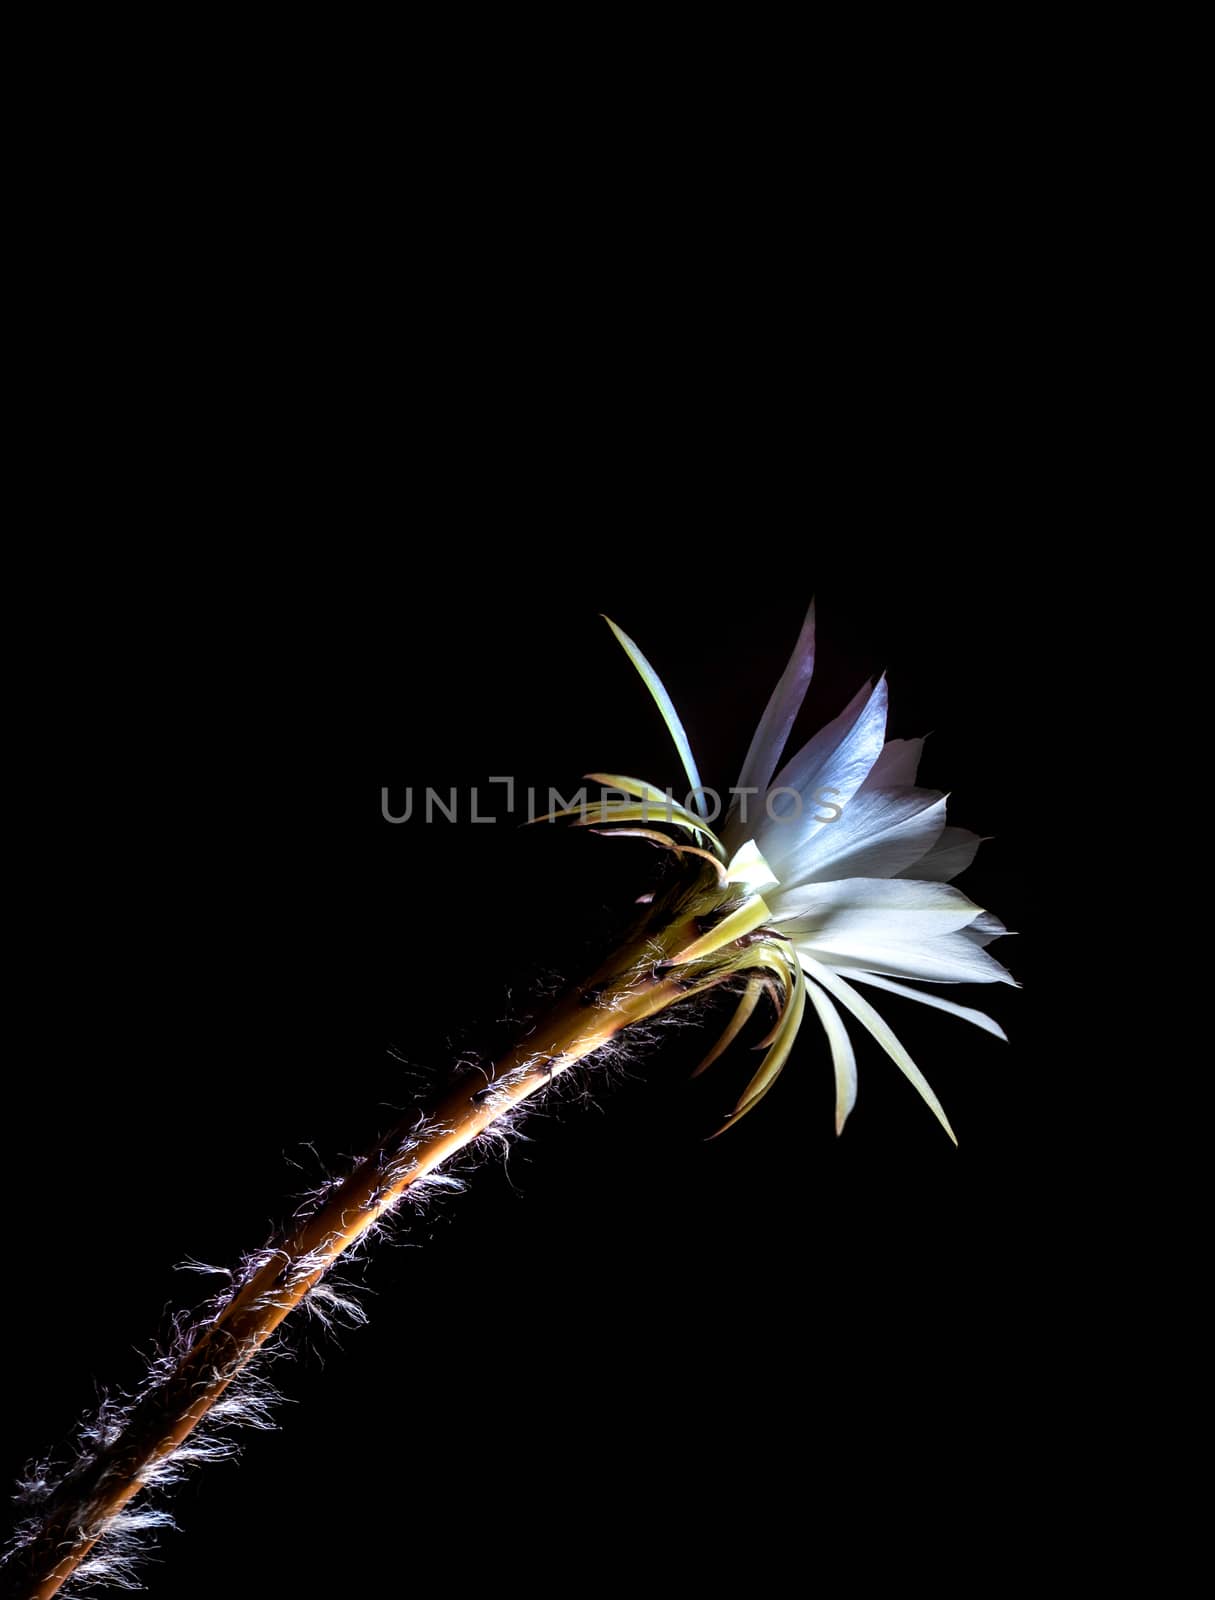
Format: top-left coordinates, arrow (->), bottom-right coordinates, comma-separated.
594,605 -> 1016,1141
7,604 -> 1019,1598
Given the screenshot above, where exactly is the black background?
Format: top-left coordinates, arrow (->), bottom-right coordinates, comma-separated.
4,442 -> 1047,1590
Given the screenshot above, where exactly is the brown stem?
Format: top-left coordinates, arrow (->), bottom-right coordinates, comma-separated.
12,919 -> 708,1600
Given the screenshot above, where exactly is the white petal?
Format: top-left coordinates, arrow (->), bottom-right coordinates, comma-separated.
758,678 -> 889,876
846,971 -> 1008,1040
860,737 -> 925,791
770,677 -> 888,798
896,826 -> 981,882
771,877 -> 986,937
775,879 -> 1016,985
769,788 -> 948,889
799,954 -> 958,1144
805,978 -> 858,1135
726,599 -> 816,848
799,931 -> 1018,986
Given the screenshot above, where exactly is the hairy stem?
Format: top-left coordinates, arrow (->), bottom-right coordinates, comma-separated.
9,894 -> 719,1600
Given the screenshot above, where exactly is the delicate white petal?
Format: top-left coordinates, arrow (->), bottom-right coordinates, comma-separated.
758,677 -> 889,876
800,931 -> 1018,986
846,971 -> 1008,1040
725,838 -> 781,895
962,912 -> 1009,947
769,788 -> 948,889
805,978 -> 858,1134
769,676 -> 888,800
604,616 -> 706,815
799,954 -> 958,1144
774,878 -> 1016,987
770,877 -> 986,937
896,826 -> 982,882
860,737 -> 925,791
726,599 -> 816,846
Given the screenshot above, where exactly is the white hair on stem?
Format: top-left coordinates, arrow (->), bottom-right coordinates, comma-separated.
5,890 -> 739,1599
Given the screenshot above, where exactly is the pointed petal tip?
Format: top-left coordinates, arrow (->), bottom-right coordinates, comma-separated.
601,615 -> 706,812
727,594 -> 819,811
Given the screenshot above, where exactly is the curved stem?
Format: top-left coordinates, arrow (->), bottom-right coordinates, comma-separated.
12,942 -> 698,1600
